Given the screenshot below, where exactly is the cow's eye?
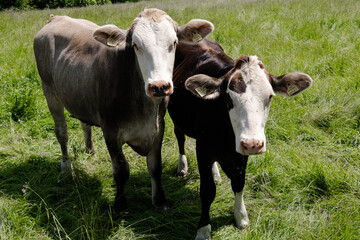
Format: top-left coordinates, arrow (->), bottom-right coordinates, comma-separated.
169,40 -> 178,51
132,42 -> 139,50
268,94 -> 275,103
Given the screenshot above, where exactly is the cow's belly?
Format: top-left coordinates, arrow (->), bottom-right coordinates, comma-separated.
58,92 -> 101,126
53,62 -> 101,126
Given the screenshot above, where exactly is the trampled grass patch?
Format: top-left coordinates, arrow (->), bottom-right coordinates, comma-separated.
0,0 -> 359,239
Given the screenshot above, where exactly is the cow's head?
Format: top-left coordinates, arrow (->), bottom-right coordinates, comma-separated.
93,8 -> 214,98
185,56 -> 313,155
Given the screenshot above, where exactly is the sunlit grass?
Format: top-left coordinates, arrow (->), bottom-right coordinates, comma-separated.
0,0 -> 359,239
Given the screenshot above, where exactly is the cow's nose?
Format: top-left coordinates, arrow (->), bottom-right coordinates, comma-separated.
240,139 -> 264,155
148,81 -> 172,97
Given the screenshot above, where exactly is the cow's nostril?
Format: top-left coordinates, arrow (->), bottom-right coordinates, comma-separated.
151,85 -> 159,92
161,83 -> 170,91
241,139 -> 265,155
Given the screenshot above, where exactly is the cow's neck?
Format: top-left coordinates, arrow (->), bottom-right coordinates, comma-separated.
108,49 -> 162,154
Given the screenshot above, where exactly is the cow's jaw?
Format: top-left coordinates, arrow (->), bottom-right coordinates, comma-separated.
226,56 -> 274,155
131,17 -> 176,98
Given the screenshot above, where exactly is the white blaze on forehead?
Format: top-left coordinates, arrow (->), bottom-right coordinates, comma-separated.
226,56 -> 274,155
132,15 -> 177,96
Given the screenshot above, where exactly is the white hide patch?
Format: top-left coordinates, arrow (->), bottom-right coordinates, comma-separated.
226,56 -> 274,155
177,154 -> 188,176
211,162 -> 222,183
132,17 -> 177,97
234,190 -> 249,229
195,224 -> 211,240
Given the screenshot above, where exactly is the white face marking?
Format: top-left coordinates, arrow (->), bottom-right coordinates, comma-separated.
132,17 -> 177,97
234,190 -> 249,229
227,56 -> 275,155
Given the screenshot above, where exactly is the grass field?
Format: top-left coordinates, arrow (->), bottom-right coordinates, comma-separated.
0,0 -> 359,239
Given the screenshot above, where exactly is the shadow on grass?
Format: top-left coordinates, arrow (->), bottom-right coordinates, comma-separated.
0,154 -> 236,239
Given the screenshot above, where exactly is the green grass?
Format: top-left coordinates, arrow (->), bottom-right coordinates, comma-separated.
0,0 -> 359,239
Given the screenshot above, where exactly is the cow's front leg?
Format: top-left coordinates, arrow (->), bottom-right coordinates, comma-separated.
146,118 -> 168,210
195,141 -> 216,240
226,156 -> 249,230
103,130 -> 129,213
234,190 -> 249,229
196,166 -> 215,240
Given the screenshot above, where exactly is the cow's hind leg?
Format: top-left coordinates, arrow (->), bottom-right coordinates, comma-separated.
146,117 -> 168,210
175,126 -> 188,177
80,122 -> 96,154
175,126 -> 221,182
45,95 -> 74,178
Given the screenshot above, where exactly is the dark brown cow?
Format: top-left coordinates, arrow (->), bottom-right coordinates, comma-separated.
166,39 -> 313,239
33,9 -> 214,213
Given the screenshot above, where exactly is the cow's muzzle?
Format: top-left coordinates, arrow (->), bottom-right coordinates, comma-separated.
240,139 -> 265,155
148,81 -> 172,97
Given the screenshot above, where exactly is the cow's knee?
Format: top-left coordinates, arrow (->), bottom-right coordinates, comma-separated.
177,154 -> 188,177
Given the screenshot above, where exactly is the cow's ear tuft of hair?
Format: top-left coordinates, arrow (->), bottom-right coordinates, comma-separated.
93,25 -> 126,47
185,74 -> 222,99
270,72 -> 313,97
178,19 -> 214,43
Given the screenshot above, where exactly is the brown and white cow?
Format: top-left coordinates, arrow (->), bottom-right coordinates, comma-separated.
33,9 -> 214,213
167,39 -> 313,239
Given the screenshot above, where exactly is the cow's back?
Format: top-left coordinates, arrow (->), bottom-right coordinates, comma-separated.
170,39 -> 234,139
34,16 -> 99,79
34,16 -> 105,125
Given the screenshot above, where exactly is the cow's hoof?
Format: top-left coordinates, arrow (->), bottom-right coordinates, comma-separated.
235,217 -> 250,231
85,147 -> 96,155
177,170 -> 189,178
154,201 -> 170,211
237,223 -> 250,231
60,160 -> 75,180
112,209 -> 130,220
213,174 -> 222,183
195,224 -> 211,240
177,154 -> 188,177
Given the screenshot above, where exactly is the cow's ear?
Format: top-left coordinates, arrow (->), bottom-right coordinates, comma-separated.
185,74 -> 222,99
93,25 -> 126,47
178,19 -> 214,43
270,72 -> 313,97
